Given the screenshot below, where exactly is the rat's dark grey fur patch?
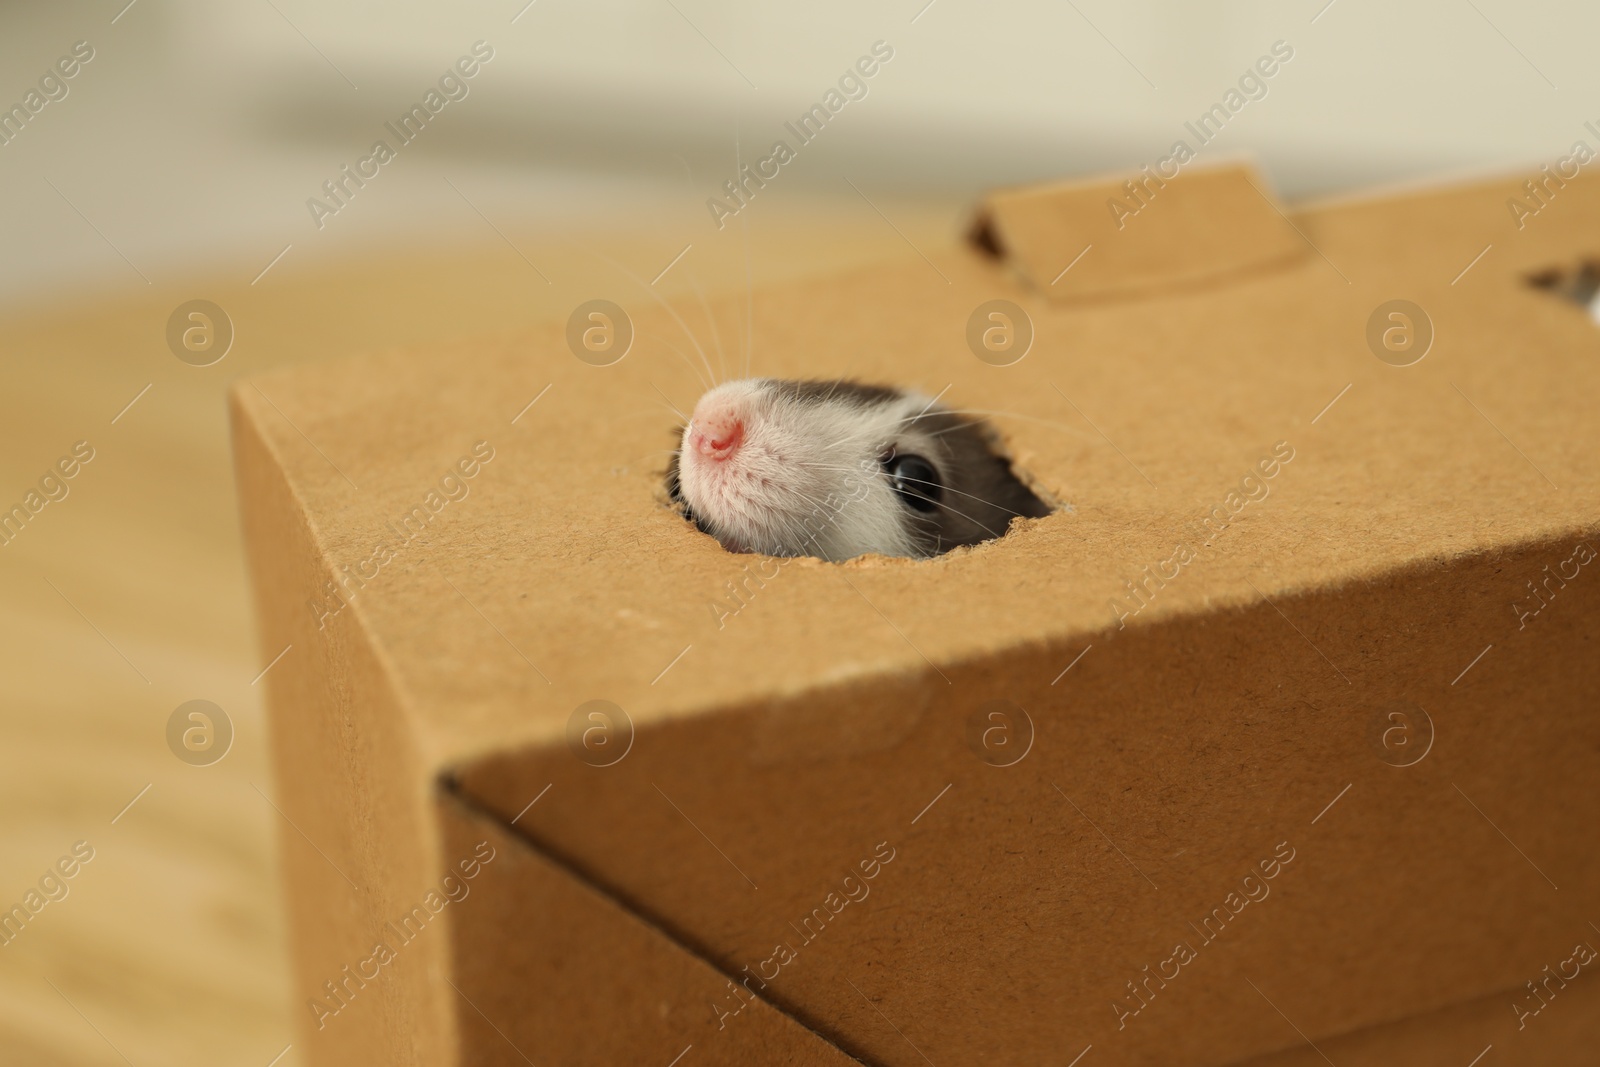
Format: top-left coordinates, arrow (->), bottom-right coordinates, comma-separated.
892,407 -> 1052,555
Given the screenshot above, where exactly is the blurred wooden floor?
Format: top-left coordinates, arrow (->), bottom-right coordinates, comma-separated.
0,202 -> 955,1066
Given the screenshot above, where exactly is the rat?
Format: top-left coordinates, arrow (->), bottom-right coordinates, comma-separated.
666,379 -> 1051,561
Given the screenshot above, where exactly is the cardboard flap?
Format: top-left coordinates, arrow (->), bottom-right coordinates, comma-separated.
969,160 -> 1308,301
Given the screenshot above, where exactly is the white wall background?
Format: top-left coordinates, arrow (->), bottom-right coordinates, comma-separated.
0,0 -> 1594,306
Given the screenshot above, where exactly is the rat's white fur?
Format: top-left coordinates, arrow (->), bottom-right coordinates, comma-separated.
677,379 -> 943,559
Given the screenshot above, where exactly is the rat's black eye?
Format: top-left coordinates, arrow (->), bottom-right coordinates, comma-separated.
885,453 -> 942,513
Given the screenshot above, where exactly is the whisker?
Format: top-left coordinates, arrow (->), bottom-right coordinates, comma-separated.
646,332 -> 711,394
887,472 -> 1029,517
802,461 -> 1003,538
577,244 -> 718,389
914,408 -> 1098,444
911,493 -> 1004,539
785,488 -> 863,551
893,384 -> 953,428
687,273 -> 727,386
739,181 -> 754,380
648,380 -> 692,425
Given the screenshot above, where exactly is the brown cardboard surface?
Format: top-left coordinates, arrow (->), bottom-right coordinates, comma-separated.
970,161 -> 1308,300
439,792 -> 864,1065
459,534 -> 1599,1066
1233,971 -> 1600,1067
233,383 -> 861,1067
233,390 -> 456,1066
236,165 -> 1600,1065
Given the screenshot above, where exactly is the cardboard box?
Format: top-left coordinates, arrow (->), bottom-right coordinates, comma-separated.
234,162 -> 1600,1066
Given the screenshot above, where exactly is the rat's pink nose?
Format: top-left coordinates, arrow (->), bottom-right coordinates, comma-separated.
689,397 -> 744,461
